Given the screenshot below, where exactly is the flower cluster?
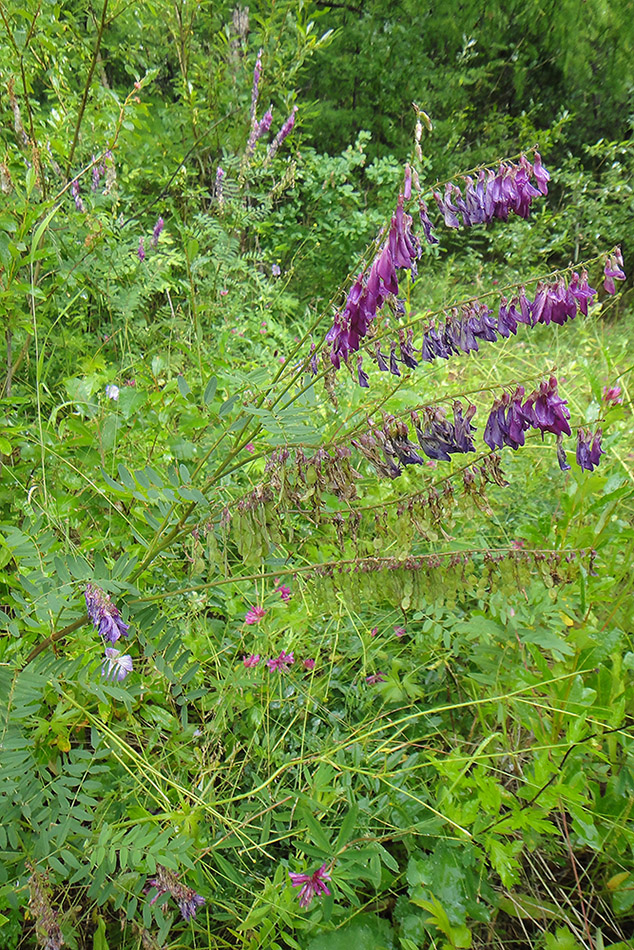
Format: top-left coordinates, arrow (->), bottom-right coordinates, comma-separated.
576,428 -> 604,472
373,271 -> 597,380
484,377 -> 571,454
289,864 -> 332,909
147,865 -> 205,922
267,105 -> 298,160
85,583 -> 133,683
432,152 -> 549,229
28,866 -> 64,950
244,605 -> 266,625
325,186 -> 421,370
246,48 -> 274,155
243,651 -> 315,672
85,583 -> 129,644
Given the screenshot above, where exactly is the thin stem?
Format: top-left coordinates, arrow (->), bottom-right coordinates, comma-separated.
65,0 -> 110,176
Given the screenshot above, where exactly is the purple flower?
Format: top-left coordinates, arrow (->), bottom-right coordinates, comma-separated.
271,263 -> 281,277
604,252 -> 626,294
151,216 -> 164,249
268,105 -> 298,159
267,650 -> 294,672
244,606 -> 266,625
147,865 -> 205,922
523,376 -> 571,438
138,237 -> 145,261
289,864 -> 332,908
105,383 -> 119,401
243,653 -> 261,668
576,427 -> 605,472
70,178 -> 85,212
532,150 -> 550,195
419,199 -> 438,244
394,625 -> 406,638
85,583 -> 129,644
101,647 -> 133,682
216,166 -> 225,204
366,671 -> 386,685
303,658 -> 315,670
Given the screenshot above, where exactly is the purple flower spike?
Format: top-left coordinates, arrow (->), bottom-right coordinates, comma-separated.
151,216 -> 164,248
289,864 -> 332,909
85,583 -> 130,644
138,237 -> 145,262
268,105 -> 298,159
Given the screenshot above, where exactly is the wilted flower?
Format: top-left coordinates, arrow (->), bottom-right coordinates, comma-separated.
28,866 -> 64,950
289,863 -> 332,909
147,865 -> 205,922
366,671 -> 386,685
244,605 -> 266,624
243,653 -> 261,668
85,583 -> 129,644
576,427 -> 605,472
101,647 -> 133,682
105,383 -> 120,401
266,650 -> 294,672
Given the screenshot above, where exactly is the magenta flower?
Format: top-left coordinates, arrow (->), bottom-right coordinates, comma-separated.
243,653 -> 261,668
102,647 -> 133,682
276,584 -> 292,602
267,651 -> 294,672
303,658 -> 315,670
366,671 -> 386,685
602,385 -> 622,405
244,606 -> 266,625
85,583 -> 129,644
289,863 -> 332,909
394,625 -> 406,638
370,626 -> 378,637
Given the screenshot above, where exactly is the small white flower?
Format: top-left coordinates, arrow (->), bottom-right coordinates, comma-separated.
101,648 -> 133,682
105,383 -> 120,401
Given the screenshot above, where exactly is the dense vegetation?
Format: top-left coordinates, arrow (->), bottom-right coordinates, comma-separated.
0,2 -> 633,949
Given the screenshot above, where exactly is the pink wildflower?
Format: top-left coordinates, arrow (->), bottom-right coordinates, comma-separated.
276,584 -> 292,602
245,443 -> 255,453
243,654 -> 261,668
366,671 -> 386,685
370,626 -> 378,637
303,658 -> 315,670
603,385 -> 623,405
266,651 -> 294,672
289,863 -> 331,909
394,625 -> 406,638
245,606 -> 266,625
